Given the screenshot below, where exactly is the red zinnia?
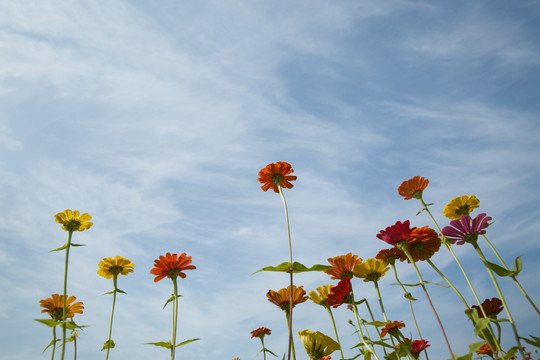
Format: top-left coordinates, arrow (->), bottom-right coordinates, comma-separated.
326,277 -> 351,308
250,327 -> 271,339
376,220 -> 414,246
410,339 -> 430,355
150,252 -> 196,282
257,162 -> 297,193
324,253 -> 362,280
471,298 -> 504,319
380,321 -> 405,337
398,176 -> 429,200
376,248 -> 405,264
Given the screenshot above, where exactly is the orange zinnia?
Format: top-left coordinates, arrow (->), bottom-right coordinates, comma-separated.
40,294 -> 84,321
399,226 -> 441,262
398,176 -> 429,200
266,285 -> 308,311
324,253 -> 362,280
380,321 -> 405,337
150,252 -> 196,283
257,162 -> 297,193
376,248 -> 405,264
475,343 -> 493,355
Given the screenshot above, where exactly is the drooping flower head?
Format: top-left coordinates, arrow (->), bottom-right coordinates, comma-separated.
353,258 -> 390,282
376,248 -> 405,265
266,285 -> 308,311
54,209 -> 93,232
441,213 -> 492,245
97,256 -> 135,279
308,285 -> 333,307
150,252 -> 196,282
471,298 -> 504,319
298,330 -> 340,360
40,294 -> 84,321
398,176 -> 429,200
380,321 -> 406,338
250,327 -> 271,339
376,220 -> 414,246
399,226 -> 442,262
326,277 -> 351,308
257,162 -> 297,193
475,343 -> 494,356
324,253 -> 362,280
443,195 -> 480,219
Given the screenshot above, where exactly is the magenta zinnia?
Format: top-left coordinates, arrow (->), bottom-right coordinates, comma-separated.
441,213 -> 492,245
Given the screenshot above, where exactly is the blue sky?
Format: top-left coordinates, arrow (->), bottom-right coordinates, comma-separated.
1,1 -> 540,359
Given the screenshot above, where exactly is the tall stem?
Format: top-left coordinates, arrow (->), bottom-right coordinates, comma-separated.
326,307 -> 345,360
261,338 -> 267,360
105,275 -> 118,360
278,186 -> 294,360
471,242 -> 526,359
374,281 -> 400,360
51,326 -> 57,360
285,311 -> 296,360
171,277 -> 179,360
481,234 -> 540,315
350,287 -> 381,360
60,231 -> 73,360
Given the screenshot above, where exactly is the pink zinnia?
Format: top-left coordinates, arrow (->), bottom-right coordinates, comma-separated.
441,213 -> 492,245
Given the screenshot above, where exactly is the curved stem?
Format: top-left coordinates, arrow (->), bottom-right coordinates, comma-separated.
326,307 -> 345,360
481,234 -> 540,315
398,243 -> 455,360
51,326 -> 57,360
471,242 -> 526,359
278,186 -> 294,360
171,277 -> 179,360
105,275 -> 118,360
60,230 -> 73,360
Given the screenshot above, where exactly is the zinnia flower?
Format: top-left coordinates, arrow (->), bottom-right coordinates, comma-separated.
298,330 -> 340,360
400,226 -> 441,262
410,339 -> 430,355
376,220 -> 414,246
326,277 -> 351,308
308,285 -> 333,307
475,343 -> 493,355
443,195 -> 480,219
54,209 -> 93,232
376,248 -> 405,264
266,285 -> 308,311
441,213 -> 492,245
97,256 -> 135,279
150,252 -> 196,282
398,176 -> 429,200
471,298 -> 504,319
380,321 -> 405,337
250,327 -> 271,339
257,162 -> 297,193
324,253 -> 362,280
40,294 -> 84,321
353,258 -> 390,282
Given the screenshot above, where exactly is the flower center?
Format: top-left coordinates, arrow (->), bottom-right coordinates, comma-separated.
65,219 -> 81,232
366,272 -> 382,282
271,173 -> 284,185
455,205 -> 470,216
109,265 -> 123,276
52,308 -> 65,321
167,269 -> 180,279
412,190 -> 423,199
463,233 -> 479,244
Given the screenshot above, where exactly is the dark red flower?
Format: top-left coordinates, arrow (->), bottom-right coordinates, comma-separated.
326,277 -> 351,308
250,327 -> 271,339
376,220 -> 414,246
471,298 -> 504,319
410,339 -> 430,355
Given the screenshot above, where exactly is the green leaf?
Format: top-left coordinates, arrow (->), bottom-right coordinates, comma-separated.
261,347 -> 278,357
365,321 -> 388,327
503,347 -> 518,359
49,243 -> 69,252
175,338 -> 200,347
42,339 -> 59,353
102,339 -> 115,350
103,289 -> 127,296
403,292 -> 417,301
424,280 -> 449,288
401,282 -> 422,287
163,294 -> 182,309
519,335 -> 540,348
34,319 -> 62,328
512,255 -> 523,276
252,262 -> 333,275
485,261 -> 514,277
70,243 -> 86,247
146,341 -> 172,349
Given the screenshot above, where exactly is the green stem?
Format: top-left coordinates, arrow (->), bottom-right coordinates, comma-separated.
471,241 -> 526,359
60,230 -> 73,360
481,234 -> 540,315
261,338 -> 267,360
278,186 -> 294,360
105,275 -> 118,360
171,276 -> 179,360
374,281 -> 400,360
390,263 -> 429,360
397,243 -> 455,360
73,332 -> 77,360
51,326 -> 57,360
285,311 -> 296,360
350,288 -> 381,360
326,307 -> 345,360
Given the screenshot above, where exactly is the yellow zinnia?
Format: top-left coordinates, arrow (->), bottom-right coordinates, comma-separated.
308,285 -> 333,307
353,258 -> 390,282
98,256 -> 135,279
298,330 -> 340,360
54,209 -> 93,232
443,195 -> 480,219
